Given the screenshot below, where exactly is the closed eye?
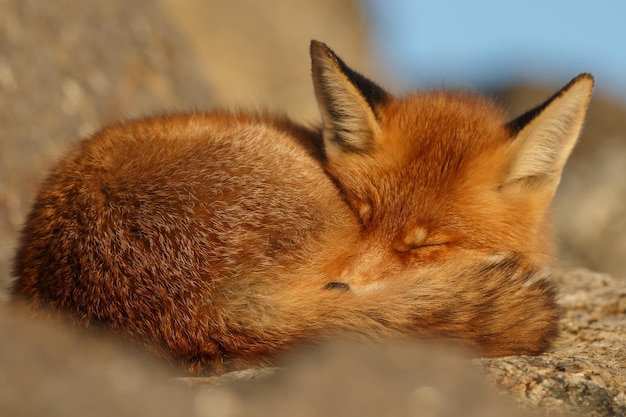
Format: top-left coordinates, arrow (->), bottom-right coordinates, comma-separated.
395,227 -> 449,253
418,242 -> 447,248
394,241 -> 448,253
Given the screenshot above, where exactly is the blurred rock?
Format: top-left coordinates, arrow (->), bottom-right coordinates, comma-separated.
0,0 -> 372,299
207,343 -> 532,417
1,306 -> 532,417
0,306 -> 198,417
492,83 -> 626,279
162,0 -> 372,120
0,0 -> 212,297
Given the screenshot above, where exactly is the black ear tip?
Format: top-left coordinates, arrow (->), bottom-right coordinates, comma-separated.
310,39 -> 327,49
310,40 -> 335,60
576,73 -> 594,83
580,73 -> 595,90
310,40 -> 323,53
565,73 -> 594,92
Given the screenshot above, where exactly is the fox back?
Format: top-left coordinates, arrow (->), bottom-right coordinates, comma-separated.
11,41 -> 593,374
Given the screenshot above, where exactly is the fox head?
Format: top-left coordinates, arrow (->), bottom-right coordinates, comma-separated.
310,40 -> 593,271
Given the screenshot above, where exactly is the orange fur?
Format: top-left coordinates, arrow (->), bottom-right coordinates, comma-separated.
11,41 -> 593,374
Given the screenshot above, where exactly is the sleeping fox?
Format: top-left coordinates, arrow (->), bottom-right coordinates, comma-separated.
11,40 -> 593,374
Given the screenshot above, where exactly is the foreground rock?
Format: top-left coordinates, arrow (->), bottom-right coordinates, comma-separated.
0,306 -> 530,417
0,306 -> 198,417
2,269 -> 624,417
478,268 -> 626,416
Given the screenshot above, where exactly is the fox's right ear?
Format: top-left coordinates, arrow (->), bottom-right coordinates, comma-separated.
503,73 -> 594,196
310,40 -> 390,160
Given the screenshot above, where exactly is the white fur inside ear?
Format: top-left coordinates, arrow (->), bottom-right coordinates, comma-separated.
507,76 -> 593,185
320,69 -> 380,156
311,44 -> 381,159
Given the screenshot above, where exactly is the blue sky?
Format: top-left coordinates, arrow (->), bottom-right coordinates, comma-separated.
363,0 -> 626,100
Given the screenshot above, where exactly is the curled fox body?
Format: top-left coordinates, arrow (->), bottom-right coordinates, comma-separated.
11,41 -> 593,374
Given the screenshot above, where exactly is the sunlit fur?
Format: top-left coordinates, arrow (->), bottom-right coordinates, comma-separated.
11,41 -> 593,374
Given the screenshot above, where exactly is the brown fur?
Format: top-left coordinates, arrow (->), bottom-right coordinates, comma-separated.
11,41 -> 593,374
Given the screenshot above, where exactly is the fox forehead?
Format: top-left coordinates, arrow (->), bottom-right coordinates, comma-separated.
345,92 -> 514,234
379,91 -> 512,165
358,91 -> 513,203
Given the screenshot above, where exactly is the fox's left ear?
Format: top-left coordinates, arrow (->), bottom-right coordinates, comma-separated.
503,73 -> 594,194
310,40 -> 390,161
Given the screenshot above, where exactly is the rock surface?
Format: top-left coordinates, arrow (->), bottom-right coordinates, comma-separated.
0,304 -> 534,417
478,268 -> 626,416
0,306 -> 197,417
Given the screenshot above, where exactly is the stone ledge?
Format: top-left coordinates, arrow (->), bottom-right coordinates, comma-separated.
477,268 -> 626,416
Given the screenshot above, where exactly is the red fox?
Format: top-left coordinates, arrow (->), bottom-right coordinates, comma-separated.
11,41 -> 593,374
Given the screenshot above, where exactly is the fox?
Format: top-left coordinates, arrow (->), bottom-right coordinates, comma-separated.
10,40 -> 593,374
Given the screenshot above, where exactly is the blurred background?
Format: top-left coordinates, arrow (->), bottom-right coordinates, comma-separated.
1,0 -> 625,301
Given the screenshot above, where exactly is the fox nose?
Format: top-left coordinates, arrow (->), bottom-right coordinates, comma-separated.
335,246 -> 396,293
324,281 -> 350,291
